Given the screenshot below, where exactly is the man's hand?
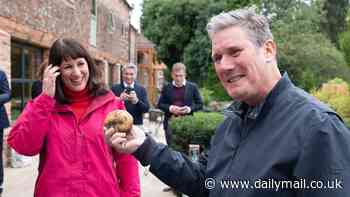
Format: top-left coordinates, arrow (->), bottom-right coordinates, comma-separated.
169,105 -> 182,115
170,105 -> 191,115
105,125 -> 146,154
128,91 -> 139,104
120,91 -> 129,101
178,106 -> 191,115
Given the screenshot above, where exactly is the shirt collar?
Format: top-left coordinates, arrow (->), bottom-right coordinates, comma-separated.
223,72 -> 292,120
224,99 -> 266,120
172,80 -> 186,87
123,82 -> 135,88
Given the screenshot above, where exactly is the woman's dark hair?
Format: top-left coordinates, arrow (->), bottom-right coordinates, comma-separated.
48,38 -> 108,104
36,59 -> 48,80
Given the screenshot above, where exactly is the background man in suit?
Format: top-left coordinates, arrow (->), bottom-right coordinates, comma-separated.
157,62 -> 203,146
0,69 -> 10,196
112,63 -> 150,128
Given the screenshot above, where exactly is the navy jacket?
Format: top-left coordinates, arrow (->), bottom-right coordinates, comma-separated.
0,70 -> 11,129
111,82 -> 150,125
157,81 -> 203,121
134,73 -> 350,197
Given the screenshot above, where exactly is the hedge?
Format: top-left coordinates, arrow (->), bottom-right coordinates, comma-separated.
169,112 -> 225,154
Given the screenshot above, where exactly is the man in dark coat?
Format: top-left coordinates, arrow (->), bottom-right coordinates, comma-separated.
157,62 -> 203,146
0,69 -> 10,195
111,63 -> 150,127
107,8 -> 350,197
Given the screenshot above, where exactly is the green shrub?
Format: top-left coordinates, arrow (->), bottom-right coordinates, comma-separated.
312,78 -> 350,127
169,112 -> 225,153
272,3 -> 350,91
200,87 -> 214,106
202,63 -> 231,102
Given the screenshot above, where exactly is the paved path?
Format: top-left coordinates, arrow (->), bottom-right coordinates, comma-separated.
3,118 -> 175,197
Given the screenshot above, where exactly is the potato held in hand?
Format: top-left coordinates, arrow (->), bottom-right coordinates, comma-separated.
104,110 -> 133,134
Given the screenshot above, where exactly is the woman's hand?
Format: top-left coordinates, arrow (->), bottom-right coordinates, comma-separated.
42,64 -> 60,97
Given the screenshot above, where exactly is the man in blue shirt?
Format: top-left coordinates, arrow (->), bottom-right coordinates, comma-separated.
106,7 -> 350,197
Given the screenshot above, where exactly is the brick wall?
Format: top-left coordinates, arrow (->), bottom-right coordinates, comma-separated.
0,0 -> 134,166
96,0 -> 131,64
0,30 -> 10,77
129,26 -> 138,64
0,0 -> 131,64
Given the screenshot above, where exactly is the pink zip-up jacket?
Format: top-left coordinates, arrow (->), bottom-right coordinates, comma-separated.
7,92 -> 140,197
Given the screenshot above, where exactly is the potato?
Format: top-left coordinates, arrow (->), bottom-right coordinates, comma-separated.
104,110 -> 133,134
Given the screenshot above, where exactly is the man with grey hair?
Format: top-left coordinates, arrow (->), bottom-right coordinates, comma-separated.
106,8 -> 350,197
111,63 -> 150,126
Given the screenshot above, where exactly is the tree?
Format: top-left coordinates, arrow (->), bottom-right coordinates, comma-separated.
142,0 -> 202,70
142,0 -> 350,98
320,0 -> 349,48
260,0 -> 303,20
269,1 -> 350,90
339,8 -> 350,66
339,30 -> 350,66
141,0 -> 256,100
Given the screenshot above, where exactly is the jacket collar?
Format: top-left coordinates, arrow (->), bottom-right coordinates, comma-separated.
54,91 -> 116,115
224,72 -> 292,120
224,98 -> 266,120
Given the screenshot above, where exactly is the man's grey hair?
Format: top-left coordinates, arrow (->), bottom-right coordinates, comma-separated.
122,63 -> 138,76
172,62 -> 186,73
206,7 -> 273,47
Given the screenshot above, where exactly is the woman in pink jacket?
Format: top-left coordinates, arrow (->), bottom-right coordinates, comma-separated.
7,38 -> 140,197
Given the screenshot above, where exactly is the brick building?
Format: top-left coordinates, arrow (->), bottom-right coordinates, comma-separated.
0,0 -> 166,166
0,0 -> 136,120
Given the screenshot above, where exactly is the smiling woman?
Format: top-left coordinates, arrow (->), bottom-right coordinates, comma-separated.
60,57 -> 89,92
7,38 -> 141,197
48,38 -> 106,104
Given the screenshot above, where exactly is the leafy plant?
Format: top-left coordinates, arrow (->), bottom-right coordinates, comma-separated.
200,87 -> 214,106
312,78 -> 350,127
339,30 -> 350,66
270,2 -> 350,90
169,112 -> 225,153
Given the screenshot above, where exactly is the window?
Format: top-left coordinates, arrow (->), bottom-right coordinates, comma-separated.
137,52 -> 145,64
91,0 -> 97,15
11,41 -> 43,120
107,13 -> 115,33
90,0 -> 97,46
121,24 -> 124,36
124,24 -> 129,37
